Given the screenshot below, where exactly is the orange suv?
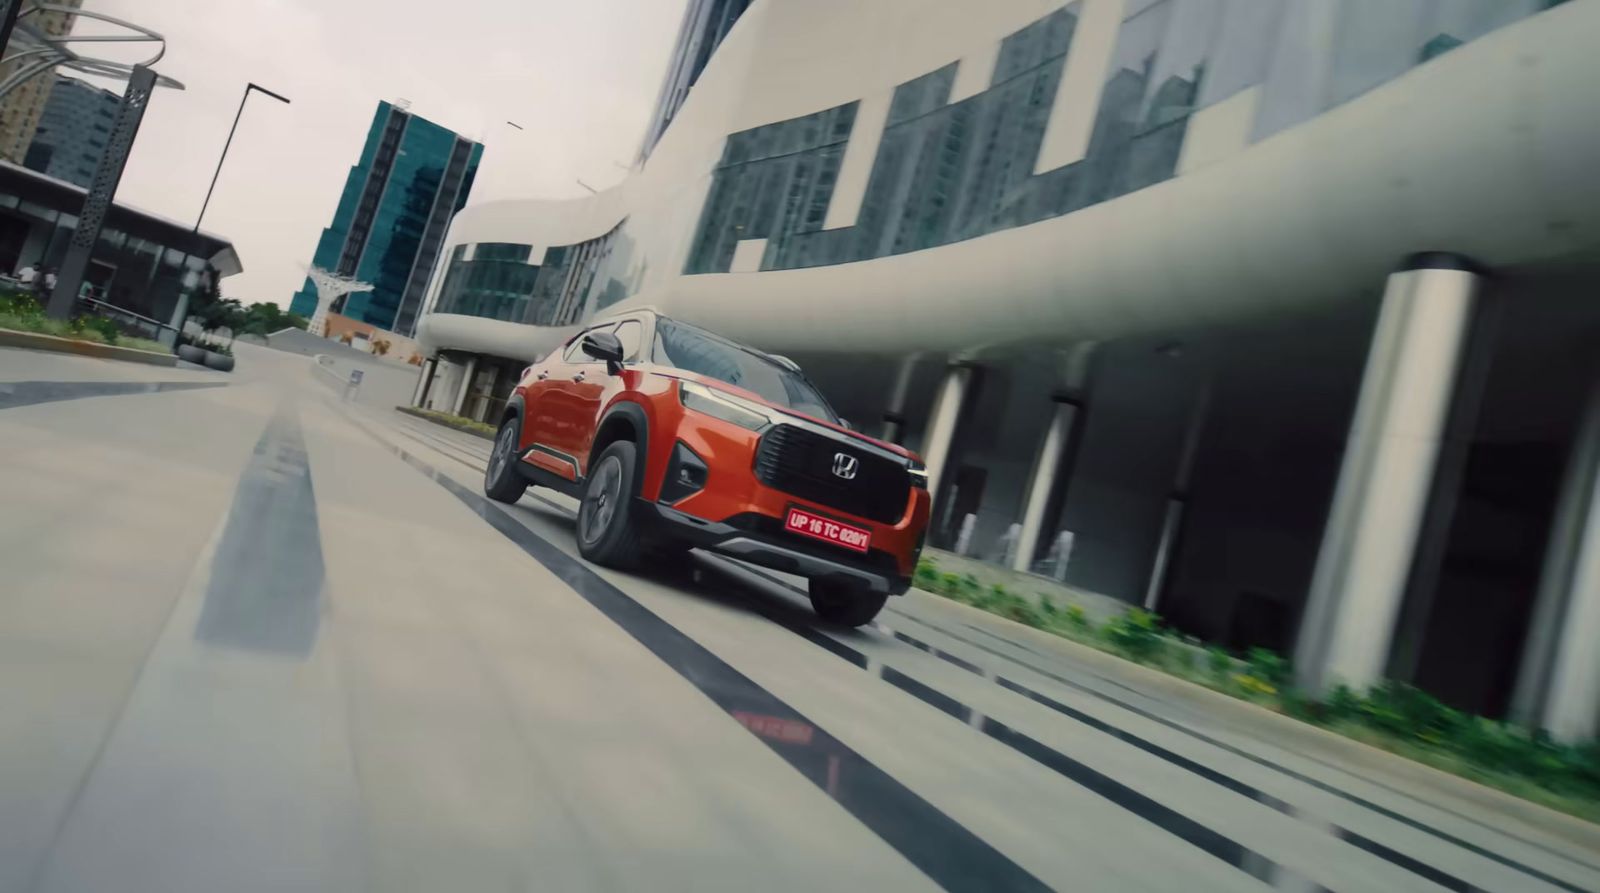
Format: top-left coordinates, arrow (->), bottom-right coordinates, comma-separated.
483,310 -> 930,626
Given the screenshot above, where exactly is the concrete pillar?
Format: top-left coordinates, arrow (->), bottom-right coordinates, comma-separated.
921,360 -> 979,544
881,355 -> 920,444
922,361 -> 980,531
1295,253 -> 1485,695
452,355 -> 477,417
1013,343 -> 1097,574
1512,371 -> 1600,740
1145,374 -> 1213,611
412,357 -> 437,407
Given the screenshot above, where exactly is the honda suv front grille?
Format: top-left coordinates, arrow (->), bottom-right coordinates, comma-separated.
754,425 -> 910,524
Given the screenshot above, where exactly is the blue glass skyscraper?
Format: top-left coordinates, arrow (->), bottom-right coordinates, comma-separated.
290,101 -> 482,335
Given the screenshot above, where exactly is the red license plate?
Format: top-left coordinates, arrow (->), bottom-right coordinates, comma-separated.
784,507 -> 871,553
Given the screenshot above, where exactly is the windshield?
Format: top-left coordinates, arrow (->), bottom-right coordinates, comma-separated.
653,317 -> 838,422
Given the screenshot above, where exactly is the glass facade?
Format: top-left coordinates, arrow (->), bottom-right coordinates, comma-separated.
24,75 -> 121,190
640,0 -> 754,160
431,243 -> 542,323
428,225 -> 631,328
684,102 -> 858,273
289,101 -> 482,333
683,0 -> 1558,277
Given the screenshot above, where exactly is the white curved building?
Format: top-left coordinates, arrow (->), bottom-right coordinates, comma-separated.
413,0 -> 1600,738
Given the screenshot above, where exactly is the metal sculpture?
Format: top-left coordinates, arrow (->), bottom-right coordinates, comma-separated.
0,4 -> 183,100
305,266 -> 374,337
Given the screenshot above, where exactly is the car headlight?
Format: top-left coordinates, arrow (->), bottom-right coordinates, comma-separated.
907,460 -> 928,490
678,380 -> 773,431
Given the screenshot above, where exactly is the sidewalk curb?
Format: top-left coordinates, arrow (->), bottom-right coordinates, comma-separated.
905,589 -> 1600,859
0,328 -> 177,367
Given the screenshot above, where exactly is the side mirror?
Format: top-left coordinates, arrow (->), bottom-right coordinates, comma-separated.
581,331 -> 625,371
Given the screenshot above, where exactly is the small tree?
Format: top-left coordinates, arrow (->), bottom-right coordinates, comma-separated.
193,297 -> 244,343
371,338 -> 391,356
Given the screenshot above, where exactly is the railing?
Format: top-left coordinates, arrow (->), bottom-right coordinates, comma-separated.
73,296 -> 181,349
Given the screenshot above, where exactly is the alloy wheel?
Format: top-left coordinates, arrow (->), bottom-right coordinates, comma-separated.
580,456 -> 622,545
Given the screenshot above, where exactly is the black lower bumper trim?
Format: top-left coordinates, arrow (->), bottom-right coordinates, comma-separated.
641,503 -> 911,595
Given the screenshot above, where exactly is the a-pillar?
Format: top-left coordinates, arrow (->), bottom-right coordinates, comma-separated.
921,360 -> 982,531
1295,253 -> 1487,695
1511,369 -> 1600,740
1013,343 -> 1096,573
452,355 -> 478,417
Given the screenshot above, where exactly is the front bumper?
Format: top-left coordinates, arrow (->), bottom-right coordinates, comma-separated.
641,503 -> 913,595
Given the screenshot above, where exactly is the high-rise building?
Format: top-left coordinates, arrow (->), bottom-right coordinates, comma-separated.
0,0 -> 84,165
638,0 -> 751,160
21,74 -> 120,189
289,101 -> 481,334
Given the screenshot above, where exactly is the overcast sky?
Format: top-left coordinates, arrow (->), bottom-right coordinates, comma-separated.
79,0 -> 686,306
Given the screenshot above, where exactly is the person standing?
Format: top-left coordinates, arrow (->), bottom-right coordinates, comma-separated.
15,261 -> 38,288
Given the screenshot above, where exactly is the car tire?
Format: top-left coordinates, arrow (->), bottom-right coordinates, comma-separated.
484,418 -> 528,504
808,578 -> 888,627
577,440 -> 644,569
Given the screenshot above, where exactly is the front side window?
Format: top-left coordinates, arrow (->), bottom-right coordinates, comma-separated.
652,317 -> 837,421
612,319 -> 644,362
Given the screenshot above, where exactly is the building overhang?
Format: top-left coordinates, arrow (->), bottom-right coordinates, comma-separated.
415,312 -> 574,363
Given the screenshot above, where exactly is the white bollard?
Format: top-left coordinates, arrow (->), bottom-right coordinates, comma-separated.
998,522 -> 1021,567
954,513 -> 977,557
1050,530 -> 1076,582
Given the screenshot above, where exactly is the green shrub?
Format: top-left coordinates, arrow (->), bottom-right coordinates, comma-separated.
1245,647 -> 1289,688
1037,594 -> 1057,617
1170,646 -> 1199,676
1280,688 -> 1324,722
1064,604 -> 1091,635
984,586 -> 1044,628
914,559 -> 941,590
0,293 -> 42,318
1102,608 -> 1164,661
938,572 -> 962,600
1206,645 -> 1233,679
957,573 -> 982,603
1325,684 -> 1363,721
1360,680 -> 1463,743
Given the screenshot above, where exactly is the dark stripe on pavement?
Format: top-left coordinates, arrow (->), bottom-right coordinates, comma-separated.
0,380 -> 226,410
193,403 -> 325,656
357,420 -> 1053,893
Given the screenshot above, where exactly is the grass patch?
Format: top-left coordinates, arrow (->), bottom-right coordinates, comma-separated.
396,405 -> 497,439
914,555 -> 1600,824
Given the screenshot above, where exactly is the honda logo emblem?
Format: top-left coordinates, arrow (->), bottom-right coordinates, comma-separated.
832,452 -> 859,480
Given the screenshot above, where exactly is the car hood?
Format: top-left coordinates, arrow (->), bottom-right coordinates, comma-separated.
656,369 -> 921,463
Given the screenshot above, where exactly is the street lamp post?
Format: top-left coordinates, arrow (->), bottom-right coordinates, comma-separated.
194,82 -> 290,235
172,82 -> 290,334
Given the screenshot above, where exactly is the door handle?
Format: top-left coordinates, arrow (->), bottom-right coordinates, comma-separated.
572,371 -> 586,382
